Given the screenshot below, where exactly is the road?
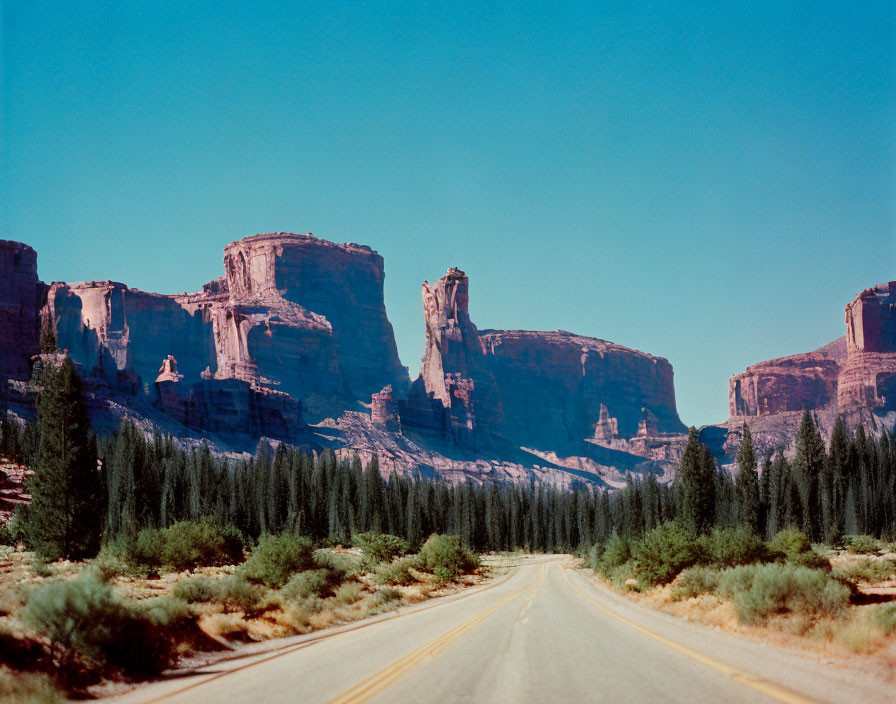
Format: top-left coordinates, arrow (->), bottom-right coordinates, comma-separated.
114,557 -> 893,704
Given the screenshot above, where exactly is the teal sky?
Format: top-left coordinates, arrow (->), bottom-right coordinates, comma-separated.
2,2 -> 894,426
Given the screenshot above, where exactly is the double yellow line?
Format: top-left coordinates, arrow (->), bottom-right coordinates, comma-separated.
326,584 -> 528,704
561,567 -> 817,704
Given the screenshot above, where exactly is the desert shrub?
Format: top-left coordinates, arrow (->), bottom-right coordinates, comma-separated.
313,549 -> 364,578
717,563 -> 849,625
335,582 -> 363,605
767,528 -> 829,569
106,520 -> 244,572
214,575 -> 266,611
670,566 -> 722,601
281,570 -> 336,601
844,535 -> 883,554
697,527 -> 771,568
241,533 -> 315,587
631,522 -> 703,587
91,549 -> 130,582
375,556 -> 419,585
833,558 -> 896,584
136,596 -> 191,626
173,575 -> 264,611
0,670 -> 62,704
373,586 -> 400,605
598,534 -> 630,577
607,561 -> 640,591
173,576 -> 218,603
20,572 -> 175,675
417,535 -> 479,580
0,523 -> 14,547
874,603 -> 896,634
352,532 -> 410,565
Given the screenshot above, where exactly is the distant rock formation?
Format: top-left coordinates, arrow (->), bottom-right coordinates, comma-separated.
723,282 -> 896,469
36,233 -> 409,442
397,267 -> 686,454
839,282 -> 896,412
0,241 -> 42,387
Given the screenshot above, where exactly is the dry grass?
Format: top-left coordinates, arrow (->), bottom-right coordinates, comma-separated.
0,667 -> 62,703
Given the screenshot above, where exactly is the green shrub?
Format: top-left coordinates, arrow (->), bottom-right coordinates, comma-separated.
874,603 -> 896,634
598,534 -> 630,577
417,535 -> 479,580
352,532 -> 410,564
375,556 -> 419,585
335,582 -> 363,605
697,527 -> 771,568
767,528 -> 829,569
631,522 -> 703,587
670,566 -> 722,601
833,558 -> 896,584
584,543 -> 604,571
369,586 -> 401,612
313,549 -> 364,578
0,522 -> 14,546
717,563 -> 850,625
106,520 -> 244,572
607,561 -> 640,591
844,535 -> 883,554
20,572 -> 175,674
173,575 -> 265,611
136,596 -> 191,626
281,570 -> 336,601
173,576 -> 218,603
241,533 -> 315,587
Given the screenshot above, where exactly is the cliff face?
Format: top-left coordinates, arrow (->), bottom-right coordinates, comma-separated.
479,329 -> 684,448
839,282 -> 896,412
728,342 -> 844,419
217,234 -> 408,421
0,241 -> 42,385
399,268 -> 685,452
38,233 -> 409,441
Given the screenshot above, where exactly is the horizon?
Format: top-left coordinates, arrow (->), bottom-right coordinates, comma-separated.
3,2 -> 894,426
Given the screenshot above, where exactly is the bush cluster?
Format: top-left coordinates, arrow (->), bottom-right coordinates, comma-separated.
241,533 -> 315,587
21,572 -> 182,675
417,535 -> 479,582
352,533 -> 410,565
843,535 -> 883,554
105,520 -> 244,572
172,575 -> 266,612
375,556 -> 419,585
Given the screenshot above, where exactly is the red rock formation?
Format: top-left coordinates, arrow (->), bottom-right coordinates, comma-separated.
593,403 -> 619,441
839,282 -> 896,412
0,241 -> 42,385
728,345 -> 843,418
399,267 -> 685,452
401,268 -> 503,448
480,329 -> 684,447
43,233 -> 410,434
371,385 -> 400,431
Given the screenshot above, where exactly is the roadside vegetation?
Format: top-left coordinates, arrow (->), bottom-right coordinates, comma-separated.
579,420 -> 896,656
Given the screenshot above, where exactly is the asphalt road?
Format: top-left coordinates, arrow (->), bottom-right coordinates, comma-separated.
114,557 -> 894,704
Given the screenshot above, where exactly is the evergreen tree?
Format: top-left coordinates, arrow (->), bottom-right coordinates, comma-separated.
24,357 -> 101,560
792,411 -> 827,540
676,428 -> 716,535
735,423 -> 761,533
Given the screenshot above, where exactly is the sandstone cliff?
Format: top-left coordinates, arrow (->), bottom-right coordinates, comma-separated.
398,268 -> 686,459
0,241 -> 42,387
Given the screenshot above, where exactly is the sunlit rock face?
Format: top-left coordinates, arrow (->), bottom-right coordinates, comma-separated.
838,282 -> 896,412
216,233 -> 409,421
399,267 -> 685,451
40,232 -> 410,439
0,241 -> 42,385
728,342 -> 844,419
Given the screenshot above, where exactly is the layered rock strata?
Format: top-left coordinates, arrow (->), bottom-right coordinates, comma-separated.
839,282 -> 896,411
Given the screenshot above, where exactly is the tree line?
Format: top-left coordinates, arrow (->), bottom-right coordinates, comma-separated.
2,351 -> 895,561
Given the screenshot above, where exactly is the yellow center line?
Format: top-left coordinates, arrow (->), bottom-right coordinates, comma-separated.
326,585 -> 531,704
560,566 -> 818,704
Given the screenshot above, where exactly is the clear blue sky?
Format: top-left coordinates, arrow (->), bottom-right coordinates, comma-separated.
2,2 -> 894,426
